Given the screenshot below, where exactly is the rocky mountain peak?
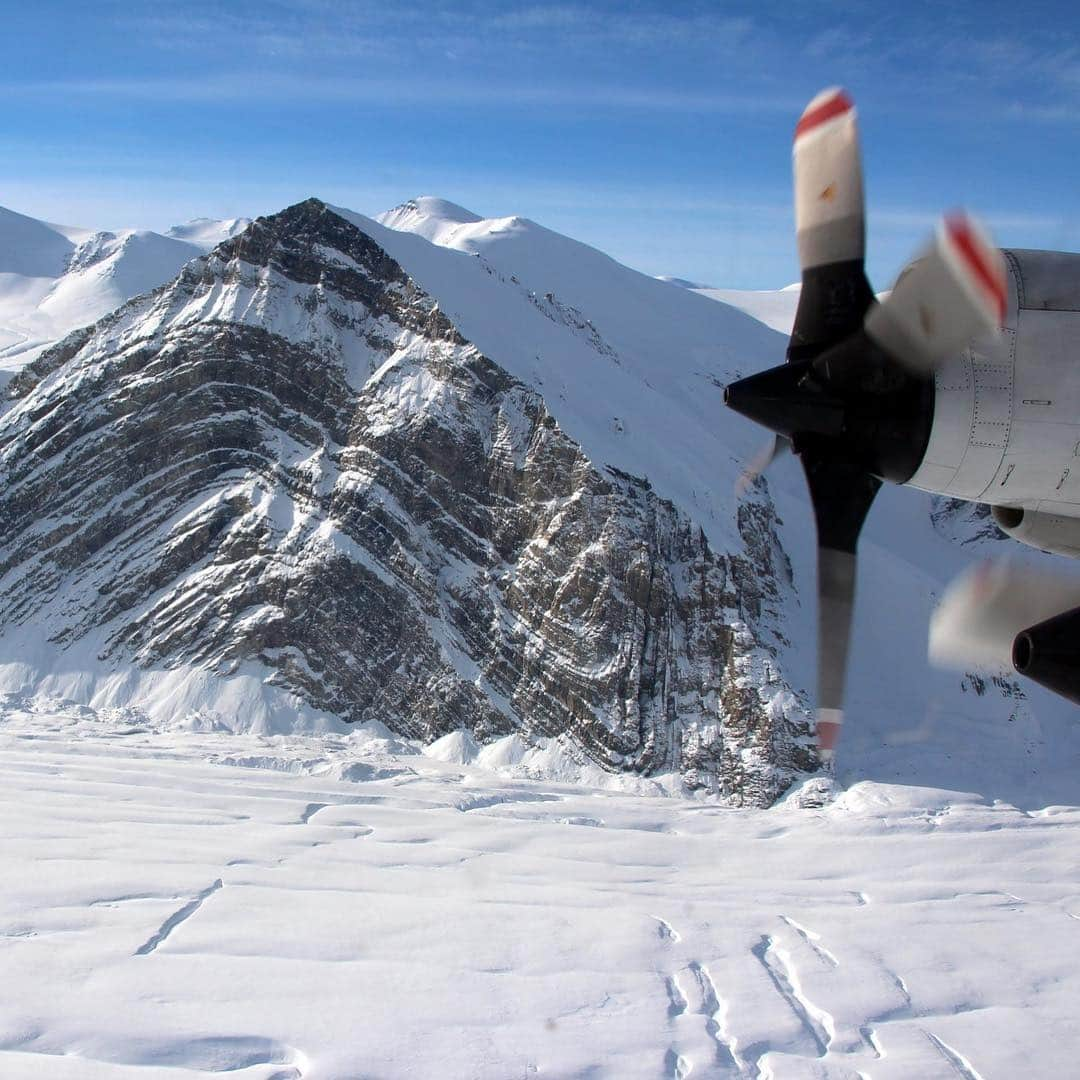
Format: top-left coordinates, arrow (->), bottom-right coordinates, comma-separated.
0,198 -> 814,803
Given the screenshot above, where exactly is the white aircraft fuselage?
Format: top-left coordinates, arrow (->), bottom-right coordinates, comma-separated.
908,250 -> 1080,556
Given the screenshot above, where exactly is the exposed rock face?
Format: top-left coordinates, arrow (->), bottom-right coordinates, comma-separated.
0,199 -> 813,804
930,497 -> 1009,546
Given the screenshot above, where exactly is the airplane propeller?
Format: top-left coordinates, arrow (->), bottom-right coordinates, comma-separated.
725,88 -> 1005,766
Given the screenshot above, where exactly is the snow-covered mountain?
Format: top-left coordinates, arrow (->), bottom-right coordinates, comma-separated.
0,194 -> 1071,807
0,206 -> 246,375
0,198 -> 818,804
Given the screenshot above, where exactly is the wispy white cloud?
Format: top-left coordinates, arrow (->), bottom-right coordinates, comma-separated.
126,2 -> 757,54
870,208 -> 1070,231
2,72 -> 800,113
86,1 -> 1080,130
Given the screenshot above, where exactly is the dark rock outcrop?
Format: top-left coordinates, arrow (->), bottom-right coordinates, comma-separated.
0,199 -> 813,803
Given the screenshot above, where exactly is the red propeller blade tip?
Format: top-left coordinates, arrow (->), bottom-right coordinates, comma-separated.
795,88 -> 854,141
816,707 -> 843,763
944,212 -> 1007,325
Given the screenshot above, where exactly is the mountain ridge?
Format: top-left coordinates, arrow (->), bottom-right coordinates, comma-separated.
0,197 -> 813,803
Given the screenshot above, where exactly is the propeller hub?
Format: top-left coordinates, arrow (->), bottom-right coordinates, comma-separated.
725,331 -> 934,486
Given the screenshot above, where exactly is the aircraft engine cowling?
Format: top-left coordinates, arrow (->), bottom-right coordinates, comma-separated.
1013,605 -> 1080,705
991,506 -> 1080,558
905,249 -> 1080,508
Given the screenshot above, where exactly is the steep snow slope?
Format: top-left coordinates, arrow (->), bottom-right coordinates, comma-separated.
0,207 -> 88,368
35,230 -> 203,338
0,205 -> 90,277
373,197 -> 786,532
0,207 -> 244,374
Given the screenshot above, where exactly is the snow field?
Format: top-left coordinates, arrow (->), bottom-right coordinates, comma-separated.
2,702 -> 1079,1078
0,207 -> 246,375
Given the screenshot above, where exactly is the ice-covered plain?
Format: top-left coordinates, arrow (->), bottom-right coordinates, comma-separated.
2,697 -> 1080,1079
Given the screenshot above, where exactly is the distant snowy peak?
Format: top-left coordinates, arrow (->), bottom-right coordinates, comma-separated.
65,227 -> 202,277
0,207 -> 207,372
656,275 -> 716,290
378,196 -> 483,233
166,216 -> 253,250
377,197 -> 537,256
694,286 -> 801,335
656,272 -> 803,336
0,205 -> 85,278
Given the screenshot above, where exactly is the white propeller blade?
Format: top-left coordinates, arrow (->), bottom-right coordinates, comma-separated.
793,87 -> 865,271
865,213 -> 1006,371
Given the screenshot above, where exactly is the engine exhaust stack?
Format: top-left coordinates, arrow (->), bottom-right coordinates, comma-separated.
1013,607 -> 1080,705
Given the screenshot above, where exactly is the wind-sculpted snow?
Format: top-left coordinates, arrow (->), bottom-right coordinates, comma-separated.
0,199 -> 813,803
2,701 -> 1080,1078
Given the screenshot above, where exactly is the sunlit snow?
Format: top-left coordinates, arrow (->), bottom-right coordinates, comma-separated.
2,700 -> 1079,1078
0,206 -> 242,375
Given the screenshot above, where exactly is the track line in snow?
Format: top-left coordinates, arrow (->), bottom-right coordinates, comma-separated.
665,973 -> 688,1019
925,1032 -> 986,1080
89,892 -> 184,907
891,971 -> 913,1011
0,1036 -> 308,1078
752,935 -> 833,1057
455,791 -> 562,813
299,802 -> 327,824
663,1047 -> 693,1078
779,915 -> 840,968
686,961 -> 746,1076
860,1025 -> 885,1060
133,878 -> 223,956
652,915 -> 682,944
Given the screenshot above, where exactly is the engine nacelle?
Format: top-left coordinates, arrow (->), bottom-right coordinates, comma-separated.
991,505 -> 1080,557
905,249 -> 1080,515
1013,606 -> 1080,705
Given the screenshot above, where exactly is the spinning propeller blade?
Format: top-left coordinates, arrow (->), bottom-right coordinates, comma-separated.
790,88 -> 874,361
725,88 -> 1002,767
866,214 -> 1006,371
735,434 -> 791,497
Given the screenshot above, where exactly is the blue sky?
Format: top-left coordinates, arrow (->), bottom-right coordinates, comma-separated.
5,0 -> 1080,287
